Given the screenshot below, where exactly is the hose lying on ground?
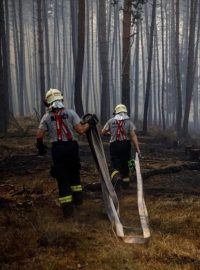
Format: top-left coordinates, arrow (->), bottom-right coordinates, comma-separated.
83,116 -> 150,244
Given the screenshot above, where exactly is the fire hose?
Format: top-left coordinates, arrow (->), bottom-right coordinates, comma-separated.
84,117 -> 151,244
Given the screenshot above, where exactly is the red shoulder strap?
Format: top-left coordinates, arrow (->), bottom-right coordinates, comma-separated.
116,120 -> 127,140
54,110 -> 72,141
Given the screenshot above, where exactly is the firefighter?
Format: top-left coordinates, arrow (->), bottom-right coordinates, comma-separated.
101,104 -> 141,189
36,88 -> 98,218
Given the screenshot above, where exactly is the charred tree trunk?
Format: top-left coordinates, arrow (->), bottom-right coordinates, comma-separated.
4,0 -> 12,113
18,0 -> 25,116
70,0 -> 78,69
160,0 -> 166,130
182,0 -> 198,136
175,0 -> 182,136
74,0 -> 85,116
98,0 -> 110,123
37,0 -> 46,115
143,0 -> 156,134
0,0 -> 9,136
134,21 -> 140,122
122,0 -> 131,114
43,0 -> 51,89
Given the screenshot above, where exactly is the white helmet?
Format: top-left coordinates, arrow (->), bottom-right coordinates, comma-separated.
45,88 -> 63,105
114,104 -> 127,114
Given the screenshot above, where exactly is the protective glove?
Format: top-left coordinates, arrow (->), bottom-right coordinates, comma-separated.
36,139 -> 48,155
82,113 -> 99,128
87,114 -> 99,128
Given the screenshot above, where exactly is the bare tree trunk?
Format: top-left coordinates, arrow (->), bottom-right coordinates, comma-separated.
170,1 -> 176,127
98,0 -> 110,123
155,25 -> 161,126
74,0 -> 85,116
11,0 -> 20,114
4,0 -> 12,113
55,0 -> 62,90
61,0 -> 66,91
153,33 -> 157,124
180,0 -> 190,109
193,57 -> 199,129
144,3 -> 150,53
0,0 -> 9,135
25,26 -> 34,113
140,22 -> 146,103
85,0 -> 90,112
90,0 -> 96,111
70,0 -> 78,68
182,0 -> 198,136
110,1 -> 119,108
164,3 -> 170,128
193,2 -> 200,129
160,0 -> 166,130
18,0 -> 25,116
134,21 -> 139,122
32,1 -> 39,111
52,2 -> 57,85
43,0 -> 51,88
175,0 -> 182,136
143,0 -> 156,134
122,0 -> 131,113
37,0 -> 46,115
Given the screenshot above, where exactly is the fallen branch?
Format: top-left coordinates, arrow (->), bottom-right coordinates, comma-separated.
84,162 -> 200,191
145,188 -> 200,196
141,162 -> 200,180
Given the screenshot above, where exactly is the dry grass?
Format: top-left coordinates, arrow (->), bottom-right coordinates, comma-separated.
0,166 -> 199,270
0,120 -> 200,270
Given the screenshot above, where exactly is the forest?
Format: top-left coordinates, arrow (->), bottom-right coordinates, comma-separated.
0,1 -> 200,270
0,0 -> 200,138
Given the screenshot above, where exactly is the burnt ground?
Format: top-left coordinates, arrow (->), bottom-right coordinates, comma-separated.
0,134 -> 200,270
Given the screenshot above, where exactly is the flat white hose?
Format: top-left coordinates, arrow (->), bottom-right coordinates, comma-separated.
87,126 -> 150,244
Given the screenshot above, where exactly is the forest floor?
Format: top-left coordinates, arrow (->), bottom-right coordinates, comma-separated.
0,120 -> 200,270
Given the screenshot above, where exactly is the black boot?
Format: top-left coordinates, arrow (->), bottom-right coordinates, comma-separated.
61,202 -> 74,218
111,170 -> 122,191
121,177 -> 130,190
73,191 -> 83,206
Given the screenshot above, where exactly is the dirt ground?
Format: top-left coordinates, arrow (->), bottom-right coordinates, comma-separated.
0,132 -> 200,270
